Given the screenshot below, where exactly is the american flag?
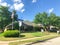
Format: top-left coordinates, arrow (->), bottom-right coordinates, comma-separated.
11,12 -> 14,19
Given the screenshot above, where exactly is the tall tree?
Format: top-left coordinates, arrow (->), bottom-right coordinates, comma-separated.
0,6 -> 18,30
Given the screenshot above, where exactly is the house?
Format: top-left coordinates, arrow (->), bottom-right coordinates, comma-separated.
20,20 -> 44,32
4,19 -> 44,32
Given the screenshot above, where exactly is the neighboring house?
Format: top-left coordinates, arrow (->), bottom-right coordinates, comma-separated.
49,25 -> 58,32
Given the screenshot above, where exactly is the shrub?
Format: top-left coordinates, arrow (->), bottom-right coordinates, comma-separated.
34,26 -> 44,31
3,30 -> 19,37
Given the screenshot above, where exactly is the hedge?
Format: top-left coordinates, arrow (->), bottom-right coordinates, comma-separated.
3,30 -> 20,37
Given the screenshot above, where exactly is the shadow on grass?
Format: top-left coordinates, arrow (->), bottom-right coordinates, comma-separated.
20,35 -> 25,37
4,35 -> 25,38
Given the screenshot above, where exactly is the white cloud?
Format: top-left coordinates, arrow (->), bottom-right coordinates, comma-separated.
13,0 -> 22,3
0,0 -> 25,13
20,9 -> 25,13
48,8 -> 54,13
0,0 -> 2,2
10,0 -> 25,13
14,3 -> 24,10
0,2 -> 10,6
10,3 -> 25,13
0,0 -> 10,7
32,0 -> 37,3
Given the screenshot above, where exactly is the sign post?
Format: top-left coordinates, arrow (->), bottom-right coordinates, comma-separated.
57,31 -> 59,35
18,20 -> 22,37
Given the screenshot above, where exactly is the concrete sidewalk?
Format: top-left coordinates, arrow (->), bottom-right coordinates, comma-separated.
32,37 -> 60,45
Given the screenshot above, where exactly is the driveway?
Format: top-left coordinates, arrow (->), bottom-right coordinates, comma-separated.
32,37 -> 60,45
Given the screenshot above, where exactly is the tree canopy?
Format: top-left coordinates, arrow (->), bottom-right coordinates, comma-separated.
34,12 -> 60,28
0,6 -> 18,30
34,12 -> 49,25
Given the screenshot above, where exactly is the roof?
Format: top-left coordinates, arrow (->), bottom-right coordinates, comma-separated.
18,19 -> 23,21
5,20 -> 44,28
23,21 -> 43,27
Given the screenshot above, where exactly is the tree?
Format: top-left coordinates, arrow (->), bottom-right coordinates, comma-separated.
0,6 -> 18,30
34,12 -> 49,25
55,16 -> 60,29
34,12 -> 60,31
49,13 -> 58,26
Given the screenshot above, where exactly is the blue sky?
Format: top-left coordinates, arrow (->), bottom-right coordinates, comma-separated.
0,0 -> 60,21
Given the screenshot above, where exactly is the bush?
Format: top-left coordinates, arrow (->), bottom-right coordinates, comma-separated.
3,30 -> 19,37
34,26 -> 44,31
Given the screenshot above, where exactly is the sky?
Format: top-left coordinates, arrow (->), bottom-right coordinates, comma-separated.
0,0 -> 60,21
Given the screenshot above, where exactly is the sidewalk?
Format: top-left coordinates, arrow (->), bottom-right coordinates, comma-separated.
32,37 -> 60,45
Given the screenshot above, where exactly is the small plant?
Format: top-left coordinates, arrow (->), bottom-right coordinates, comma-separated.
3,30 -> 19,37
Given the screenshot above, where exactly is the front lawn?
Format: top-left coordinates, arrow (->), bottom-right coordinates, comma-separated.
21,32 -> 49,38
0,32 -> 59,41
9,33 -> 58,45
0,32 -> 49,41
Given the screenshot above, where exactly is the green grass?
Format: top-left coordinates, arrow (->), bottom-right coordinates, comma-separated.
21,32 -> 49,38
0,32 -> 49,41
9,33 -> 58,45
0,33 -> 4,37
0,32 -> 58,41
